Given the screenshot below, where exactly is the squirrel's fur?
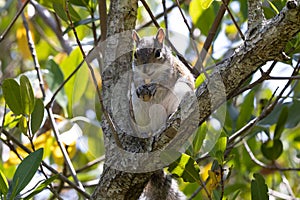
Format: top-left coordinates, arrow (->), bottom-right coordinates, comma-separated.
131,28 -> 194,137
131,29 -> 193,200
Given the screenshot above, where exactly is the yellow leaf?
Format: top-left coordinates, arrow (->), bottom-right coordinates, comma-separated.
200,162 -> 222,197
189,0 -> 204,25
32,131 -> 52,150
200,162 -> 212,180
16,27 -> 31,59
54,52 -> 68,64
5,131 -> 52,167
225,24 -> 238,41
52,141 -> 77,165
201,0 -> 214,9
206,170 -> 221,195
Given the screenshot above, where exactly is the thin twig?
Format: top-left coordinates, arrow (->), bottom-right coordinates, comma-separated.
174,0 -> 199,56
199,62 -> 299,162
65,0 -> 123,149
140,0 -> 200,77
46,59 -> 85,107
174,0 -> 194,41
234,61 -> 300,146
269,75 -> 300,80
65,0 -> 85,55
219,165 -> 224,200
269,188 -> 298,200
187,186 -> 202,200
0,0 -> 30,43
162,0 -> 169,39
66,156 -> 105,177
19,2 -> 62,198
98,0 -> 107,41
0,129 -> 91,198
21,11 -> 46,101
280,172 -> 296,198
221,0 -> 245,40
196,0 -> 231,71
243,139 -> 300,171
233,47 -> 295,96
30,0 -> 72,54
90,7 -> 98,46
228,60 -> 300,153
233,61 -> 277,96
137,0 -> 185,30
46,108 -> 85,191
140,0 -> 160,27
199,176 -> 212,200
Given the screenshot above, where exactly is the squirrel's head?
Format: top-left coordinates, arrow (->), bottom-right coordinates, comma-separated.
132,28 -> 168,65
132,28 -> 177,102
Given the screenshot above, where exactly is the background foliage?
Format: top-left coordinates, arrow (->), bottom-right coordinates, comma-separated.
0,0 -> 300,199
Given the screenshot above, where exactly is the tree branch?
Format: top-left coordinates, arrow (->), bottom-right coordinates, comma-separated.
92,0 -> 300,199
156,0 -> 300,148
247,0 -> 265,33
98,0 -> 107,41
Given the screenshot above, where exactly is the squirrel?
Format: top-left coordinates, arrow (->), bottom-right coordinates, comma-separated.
130,28 -> 194,137
130,28 -> 194,200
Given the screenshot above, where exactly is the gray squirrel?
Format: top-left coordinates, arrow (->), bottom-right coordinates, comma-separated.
130,28 -> 194,137
131,28 -> 194,200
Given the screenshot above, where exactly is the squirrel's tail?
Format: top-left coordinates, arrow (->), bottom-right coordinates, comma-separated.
139,170 -> 186,200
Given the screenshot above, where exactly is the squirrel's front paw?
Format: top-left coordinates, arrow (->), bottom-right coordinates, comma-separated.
136,83 -> 157,102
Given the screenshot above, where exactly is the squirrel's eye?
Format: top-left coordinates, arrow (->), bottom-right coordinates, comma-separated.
154,49 -> 161,58
134,52 -> 137,59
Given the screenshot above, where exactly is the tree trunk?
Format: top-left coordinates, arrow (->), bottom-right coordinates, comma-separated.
91,0 -> 300,199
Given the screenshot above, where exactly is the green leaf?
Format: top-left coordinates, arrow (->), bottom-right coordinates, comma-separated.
23,174 -> 58,200
95,93 -> 102,122
20,75 -> 35,115
191,123 -> 207,156
45,59 -> 67,110
19,115 -> 28,135
53,3 -> 68,21
251,173 -> 269,200
9,148 -> 44,199
2,79 -> 22,115
70,0 -> 89,7
0,170 -> 8,195
189,0 -> 216,36
274,106 -> 288,139
209,136 -> 227,163
286,100 -> 300,128
31,99 -> 45,134
259,103 -> 285,126
201,0 -> 214,9
73,63 -> 89,106
237,91 -> 255,130
53,3 -> 81,22
195,73 -> 206,88
60,48 -> 88,117
36,0 -> 62,10
231,190 -> 241,200
189,0 -> 203,25
4,111 -> 21,129
267,0 -> 279,14
168,153 -> 200,183
261,139 -> 283,160
63,17 -> 99,35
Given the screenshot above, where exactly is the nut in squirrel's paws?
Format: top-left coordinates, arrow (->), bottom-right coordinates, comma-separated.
136,83 -> 157,102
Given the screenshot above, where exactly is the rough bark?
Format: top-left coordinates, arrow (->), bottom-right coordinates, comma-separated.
91,0 -> 300,199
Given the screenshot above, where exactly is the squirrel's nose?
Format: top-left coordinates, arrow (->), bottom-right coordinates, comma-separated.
136,83 -> 157,102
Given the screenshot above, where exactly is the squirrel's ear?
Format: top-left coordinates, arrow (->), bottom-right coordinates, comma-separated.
132,30 -> 140,43
156,28 -> 165,44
